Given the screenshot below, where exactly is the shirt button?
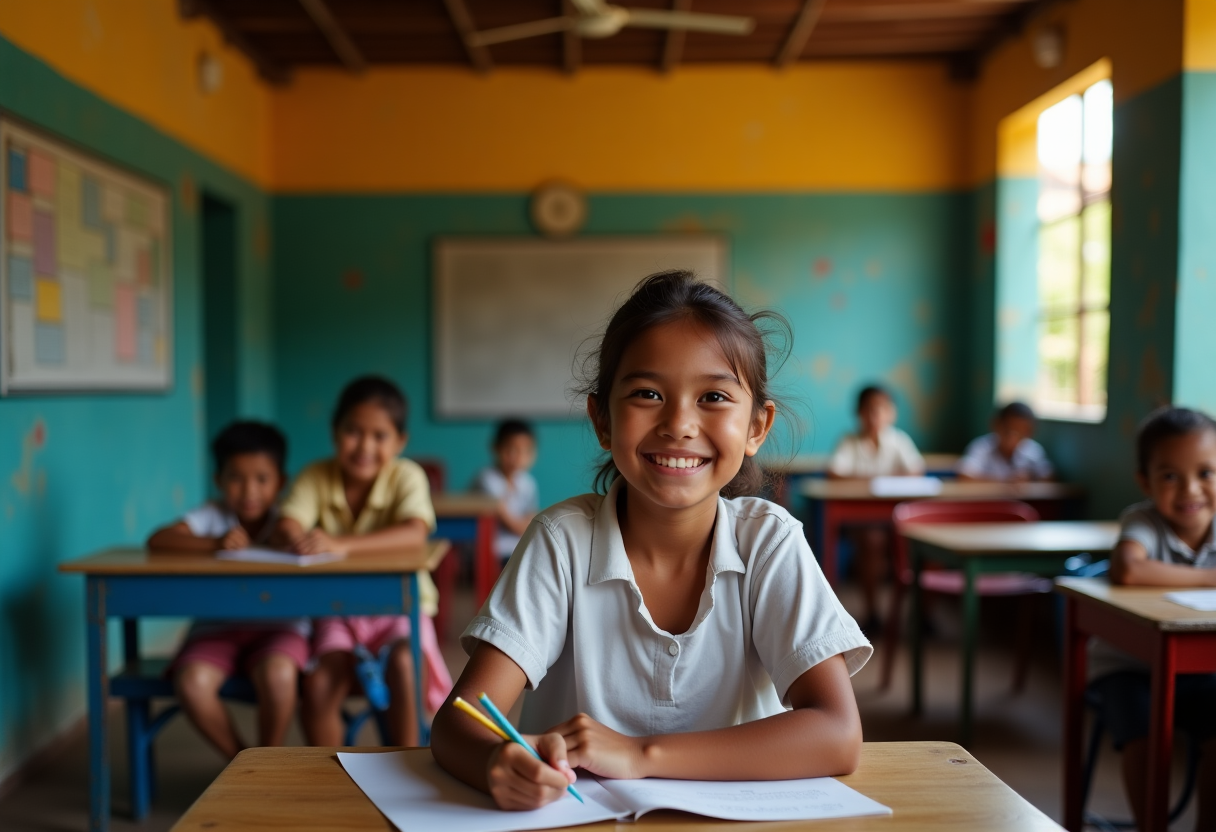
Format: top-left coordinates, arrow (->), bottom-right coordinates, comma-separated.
667,643 -> 679,656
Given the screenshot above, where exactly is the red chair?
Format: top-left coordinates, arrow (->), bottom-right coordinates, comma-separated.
879,500 -> 1051,691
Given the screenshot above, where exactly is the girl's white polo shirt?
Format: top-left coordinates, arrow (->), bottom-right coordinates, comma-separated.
461,479 -> 871,736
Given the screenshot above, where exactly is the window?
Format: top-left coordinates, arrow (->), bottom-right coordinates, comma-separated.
1034,79 -> 1112,420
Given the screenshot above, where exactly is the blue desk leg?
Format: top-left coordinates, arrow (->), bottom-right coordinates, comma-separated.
408,574 -> 426,744
86,577 -> 109,832
123,619 -> 151,820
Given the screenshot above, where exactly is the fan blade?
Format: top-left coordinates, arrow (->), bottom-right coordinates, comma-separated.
622,9 -> 754,36
469,16 -> 577,47
569,0 -> 608,16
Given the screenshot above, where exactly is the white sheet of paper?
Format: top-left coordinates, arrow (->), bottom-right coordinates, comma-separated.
1165,589 -> 1216,611
337,751 -> 629,832
869,476 -> 944,497
600,774 -> 892,822
215,547 -> 345,566
339,750 -> 892,831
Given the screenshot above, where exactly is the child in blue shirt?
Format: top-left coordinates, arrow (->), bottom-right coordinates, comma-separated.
472,418 -> 539,562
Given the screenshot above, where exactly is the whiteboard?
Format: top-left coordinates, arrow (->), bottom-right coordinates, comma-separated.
1,118 -> 173,394
434,237 -> 727,418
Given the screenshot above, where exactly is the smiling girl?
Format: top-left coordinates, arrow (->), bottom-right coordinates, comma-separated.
432,271 -> 871,810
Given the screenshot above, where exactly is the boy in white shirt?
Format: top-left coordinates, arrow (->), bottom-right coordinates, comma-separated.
957,401 -> 1054,482
829,385 -> 925,631
472,419 -> 540,562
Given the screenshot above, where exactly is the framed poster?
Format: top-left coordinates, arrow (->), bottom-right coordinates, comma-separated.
1,117 -> 173,393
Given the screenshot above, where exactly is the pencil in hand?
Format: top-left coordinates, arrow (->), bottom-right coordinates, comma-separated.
452,696 -> 510,741
474,692 -> 585,805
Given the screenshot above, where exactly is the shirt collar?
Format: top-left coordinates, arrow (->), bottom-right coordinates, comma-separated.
325,459 -> 395,514
588,479 -> 746,585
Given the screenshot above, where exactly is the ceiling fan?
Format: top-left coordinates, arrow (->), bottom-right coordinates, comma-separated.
468,0 -> 755,48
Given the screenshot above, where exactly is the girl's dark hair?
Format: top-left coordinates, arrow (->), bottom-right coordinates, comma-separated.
576,270 -> 791,498
1136,406 -> 1216,475
212,421 -> 287,474
332,375 -> 408,435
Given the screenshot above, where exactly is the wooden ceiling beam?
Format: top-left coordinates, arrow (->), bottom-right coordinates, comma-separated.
178,0 -> 291,84
297,0 -> 367,72
660,0 -> 692,73
821,2 -> 1027,23
775,0 -> 827,68
441,0 -> 494,73
562,0 -> 581,75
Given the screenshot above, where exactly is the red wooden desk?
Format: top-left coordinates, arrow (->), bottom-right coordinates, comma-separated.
1057,577 -> 1216,832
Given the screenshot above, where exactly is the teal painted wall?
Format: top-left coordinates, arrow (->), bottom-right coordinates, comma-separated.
974,75 -> 1183,518
0,36 -> 273,778
1176,71 -> 1216,413
271,193 -> 969,505
994,177 -> 1040,403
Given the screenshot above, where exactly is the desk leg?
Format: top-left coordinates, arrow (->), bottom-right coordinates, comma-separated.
910,544 -> 923,716
474,515 -> 498,607
1145,635 -> 1177,832
1062,597 -> 1087,832
122,619 -> 152,820
86,578 -> 109,832
407,575 -> 426,745
959,562 -> 978,748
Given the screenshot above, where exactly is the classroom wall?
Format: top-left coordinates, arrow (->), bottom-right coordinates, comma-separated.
0,34 -> 272,781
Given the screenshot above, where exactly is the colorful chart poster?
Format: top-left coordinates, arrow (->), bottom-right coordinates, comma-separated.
1,118 -> 172,393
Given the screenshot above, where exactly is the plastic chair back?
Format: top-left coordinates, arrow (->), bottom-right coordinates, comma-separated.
415,458 -> 447,495
893,499 -> 1040,527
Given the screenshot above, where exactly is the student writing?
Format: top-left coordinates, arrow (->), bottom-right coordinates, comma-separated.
276,376 -> 453,746
1090,406 -> 1216,831
431,271 -> 871,810
147,422 -> 306,759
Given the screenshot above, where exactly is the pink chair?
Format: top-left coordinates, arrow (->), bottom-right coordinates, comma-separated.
879,500 -> 1051,691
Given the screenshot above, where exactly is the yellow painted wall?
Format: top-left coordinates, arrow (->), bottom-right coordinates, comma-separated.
1186,0 -> 1216,69
972,0 -> 1183,184
270,62 -> 969,193
0,0 -> 271,186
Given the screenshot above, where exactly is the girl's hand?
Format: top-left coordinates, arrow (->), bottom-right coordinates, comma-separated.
551,713 -> 647,779
294,529 -> 345,555
486,734 -> 577,810
219,527 -> 250,550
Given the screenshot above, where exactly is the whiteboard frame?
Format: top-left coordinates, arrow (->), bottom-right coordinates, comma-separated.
432,236 -> 728,419
0,114 -> 174,395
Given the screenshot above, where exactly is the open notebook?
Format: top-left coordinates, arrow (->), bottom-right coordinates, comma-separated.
215,547 -> 345,566
338,749 -> 891,832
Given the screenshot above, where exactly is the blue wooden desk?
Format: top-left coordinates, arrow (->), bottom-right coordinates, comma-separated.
59,542 -> 449,832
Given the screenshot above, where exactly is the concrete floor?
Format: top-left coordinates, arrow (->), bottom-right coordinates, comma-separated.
0,580 -> 1198,832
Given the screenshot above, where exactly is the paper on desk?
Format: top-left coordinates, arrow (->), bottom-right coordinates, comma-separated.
1165,590 -> 1216,611
215,547 -> 345,566
869,476 -> 944,497
338,750 -> 892,831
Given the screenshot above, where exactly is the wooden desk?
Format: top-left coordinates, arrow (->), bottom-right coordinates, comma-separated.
59,542 -> 449,832
901,522 -> 1118,747
172,742 -> 1062,832
1057,577 -> 1216,832
433,493 -> 501,627
799,479 -> 1087,585
774,452 -> 961,477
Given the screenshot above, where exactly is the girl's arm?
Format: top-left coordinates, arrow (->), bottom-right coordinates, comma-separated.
431,642 -> 577,810
552,653 -> 861,781
1110,539 -> 1216,587
147,521 -> 236,552
497,505 -> 535,537
289,517 -> 430,555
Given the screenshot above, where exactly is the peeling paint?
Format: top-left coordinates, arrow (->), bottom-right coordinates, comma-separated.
810,354 -> 832,381
812,257 -> 832,279
10,419 -> 47,497
1136,282 -> 1161,328
830,292 -> 847,310
865,259 -> 883,279
1137,344 -> 1167,404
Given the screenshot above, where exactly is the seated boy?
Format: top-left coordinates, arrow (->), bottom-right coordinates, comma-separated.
829,384 -> 925,631
1092,406 -> 1216,829
147,421 -> 306,759
472,418 -> 539,562
957,401 -> 1054,482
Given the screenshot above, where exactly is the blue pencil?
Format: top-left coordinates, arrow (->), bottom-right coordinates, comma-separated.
477,692 -> 585,804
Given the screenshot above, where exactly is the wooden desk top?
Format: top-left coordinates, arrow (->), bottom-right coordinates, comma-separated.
172,742 -> 1061,832
57,541 -> 449,576
800,478 -> 1085,501
900,522 -> 1119,556
434,493 -> 500,516
1056,577 -> 1216,632
767,453 -> 960,475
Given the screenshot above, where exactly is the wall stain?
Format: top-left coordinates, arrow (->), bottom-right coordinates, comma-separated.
810,354 -> 832,381
1137,344 -> 1167,404
812,258 -> 833,280
10,419 -> 47,497
830,292 -> 847,310
865,259 -> 883,279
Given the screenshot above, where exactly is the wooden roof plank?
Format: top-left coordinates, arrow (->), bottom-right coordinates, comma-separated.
297,0 -> 367,71
660,0 -> 693,73
775,0 -> 827,67
442,0 -> 495,72
178,0 -> 292,84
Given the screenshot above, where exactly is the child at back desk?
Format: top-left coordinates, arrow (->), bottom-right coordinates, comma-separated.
828,384 -> 924,631
432,271 -> 870,810
1091,406 -> 1216,830
957,401 -> 1053,482
473,418 -> 539,562
147,421 -> 305,759
277,376 -> 453,746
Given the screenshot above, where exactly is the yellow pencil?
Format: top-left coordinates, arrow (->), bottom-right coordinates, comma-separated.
452,696 -> 511,741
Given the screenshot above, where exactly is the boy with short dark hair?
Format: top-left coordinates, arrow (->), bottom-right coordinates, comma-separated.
1092,406 -> 1216,829
148,421 -> 305,759
957,401 -> 1054,482
473,418 -> 539,562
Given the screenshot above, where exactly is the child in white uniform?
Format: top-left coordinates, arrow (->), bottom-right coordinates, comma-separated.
472,419 -> 539,562
432,271 -> 871,810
